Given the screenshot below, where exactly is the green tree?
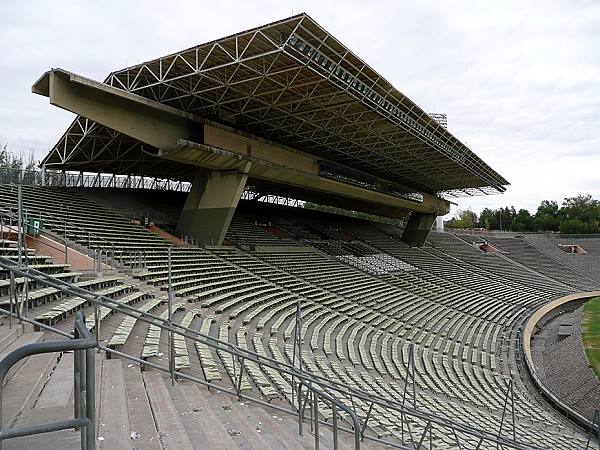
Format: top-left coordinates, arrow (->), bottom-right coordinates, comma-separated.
533,200 -> 560,231
510,209 -> 533,232
559,218 -> 589,234
450,209 -> 477,229
478,208 -> 495,230
559,194 -> 600,233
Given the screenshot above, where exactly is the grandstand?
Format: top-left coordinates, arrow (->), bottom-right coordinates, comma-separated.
0,12 -> 596,450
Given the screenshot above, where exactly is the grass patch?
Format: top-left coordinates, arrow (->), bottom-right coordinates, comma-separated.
582,296 -> 600,380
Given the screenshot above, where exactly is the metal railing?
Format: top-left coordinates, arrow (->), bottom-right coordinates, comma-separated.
0,257 -> 549,450
0,168 -> 191,193
0,311 -> 96,449
448,228 -> 600,239
298,380 -> 361,450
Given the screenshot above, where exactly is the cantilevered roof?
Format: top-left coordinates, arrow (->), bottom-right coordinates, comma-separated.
42,13 -> 508,197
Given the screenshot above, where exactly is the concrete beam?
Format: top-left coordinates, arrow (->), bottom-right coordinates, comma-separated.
33,68 -> 450,218
401,212 -> 437,247
33,69 -> 202,149
160,140 -> 451,216
175,164 -> 250,245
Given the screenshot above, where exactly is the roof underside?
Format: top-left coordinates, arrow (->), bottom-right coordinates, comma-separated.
43,13 -> 508,198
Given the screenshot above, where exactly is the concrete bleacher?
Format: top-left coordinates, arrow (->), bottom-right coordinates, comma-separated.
525,234 -> 600,283
0,185 -> 596,448
483,235 -> 598,291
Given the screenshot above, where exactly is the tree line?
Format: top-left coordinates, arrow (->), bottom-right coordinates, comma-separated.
447,194 -> 600,234
0,142 -> 40,173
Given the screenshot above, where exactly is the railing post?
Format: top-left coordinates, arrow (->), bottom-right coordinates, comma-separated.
332,402 -> 338,450
85,346 -> 96,450
94,302 -> 100,351
297,382 -> 303,436
167,247 -> 175,386
73,328 -> 81,430
64,238 -> 68,265
8,272 -> 14,329
313,390 -> 319,450
79,347 -> 87,448
22,277 -> 28,320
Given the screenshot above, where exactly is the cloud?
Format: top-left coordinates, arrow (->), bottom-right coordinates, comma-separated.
1,0 -> 599,215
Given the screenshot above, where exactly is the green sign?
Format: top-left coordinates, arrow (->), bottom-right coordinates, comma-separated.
28,218 -> 43,235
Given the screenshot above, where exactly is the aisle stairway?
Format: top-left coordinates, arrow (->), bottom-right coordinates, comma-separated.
0,329 -> 357,450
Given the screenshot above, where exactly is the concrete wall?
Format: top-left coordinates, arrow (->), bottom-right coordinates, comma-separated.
523,290 -> 600,428
25,234 -> 99,271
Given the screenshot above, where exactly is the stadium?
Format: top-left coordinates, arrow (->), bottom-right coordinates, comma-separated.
0,12 -> 598,450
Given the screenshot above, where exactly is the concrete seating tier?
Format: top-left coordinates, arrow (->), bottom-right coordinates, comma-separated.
525,234 -> 600,283
484,236 -> 599,291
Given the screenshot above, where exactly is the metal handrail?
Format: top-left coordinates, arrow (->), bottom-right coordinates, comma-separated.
0,257 -> 548,450
298,380 -> 361,450
0,169 -> 191,193
0,311 -> 96,449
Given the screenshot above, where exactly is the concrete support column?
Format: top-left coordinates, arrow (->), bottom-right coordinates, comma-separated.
176,163 -> 251,246
401,211 -> 437,247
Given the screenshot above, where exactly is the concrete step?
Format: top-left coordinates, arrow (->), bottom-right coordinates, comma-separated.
4,405 -> 80,450
250,403 -> 355,450
35,352 -> 74,409
1,351 -> 57,429
248,406 -> 312,450
142,371 -> 193,449
98,359 -> 132,450
169,381 -> 238,450
201,387 -> 282,450
0,331 -> 45,385
0,324 -> 23,353
231,401 -> 292,450
216,395 -> 288,450
122,362 -> 161,450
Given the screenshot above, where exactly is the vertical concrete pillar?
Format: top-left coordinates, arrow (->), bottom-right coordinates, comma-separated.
175,163 -> 251,245
401,211 -> 437,247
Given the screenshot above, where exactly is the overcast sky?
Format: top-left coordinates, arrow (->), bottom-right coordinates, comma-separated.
1,0 -> 599,216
